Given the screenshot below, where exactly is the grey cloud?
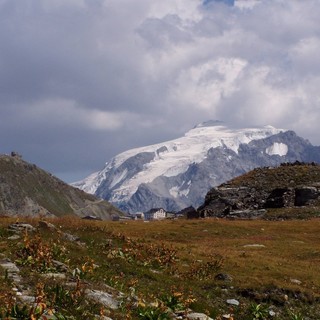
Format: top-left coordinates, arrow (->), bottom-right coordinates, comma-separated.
1,0 -> 320,182
137,15 -> 193,49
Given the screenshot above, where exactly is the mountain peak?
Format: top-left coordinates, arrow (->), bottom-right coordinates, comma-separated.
73,123 -> 320,214
194,120 -> 225,128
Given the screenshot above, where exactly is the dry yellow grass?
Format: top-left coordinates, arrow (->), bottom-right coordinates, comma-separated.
1,216 -> 320,319
104,218 -> 320,292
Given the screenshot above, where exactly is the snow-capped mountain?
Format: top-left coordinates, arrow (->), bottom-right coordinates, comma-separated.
73,121 -> 320,213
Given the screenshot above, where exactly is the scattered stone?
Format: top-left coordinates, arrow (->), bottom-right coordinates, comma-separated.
41,273 -> 67,280
0,258 -> 20,273
0,258 -> 21,283
8,223 -> 36,233
38,220 -> 57,230
150,269 -> 162,274
290,278 -> 302,285
18,293 -> 35,304
243,244 -> 266,248
86,289 -> 121,310
52,260 -> 69,272
226,299 -> 240,306
63,232 -> 80,242
214,273 -> 233,282
8,235 -> 21,240
186,313 -> 213,320
103,284 -> 124,297
269,310 -> 276,317
222,315 -> 233,319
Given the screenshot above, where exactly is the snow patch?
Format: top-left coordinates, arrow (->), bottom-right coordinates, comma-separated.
169,186 -> 190,198
266,143 -> 288,156
72,172 -> 100,194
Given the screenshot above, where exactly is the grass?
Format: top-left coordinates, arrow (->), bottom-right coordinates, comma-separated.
225,164 -> 320,192
0,216 -> 320,319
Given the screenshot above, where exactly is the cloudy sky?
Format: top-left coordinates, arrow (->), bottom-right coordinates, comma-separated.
1,0 -> 320,182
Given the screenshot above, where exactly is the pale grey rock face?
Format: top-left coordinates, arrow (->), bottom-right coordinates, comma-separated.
75,125 -> 320,214
95,152 -> 155,201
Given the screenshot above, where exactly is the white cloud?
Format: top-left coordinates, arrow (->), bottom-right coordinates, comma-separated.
169,58 -> 247,111
26,99 -> 125,131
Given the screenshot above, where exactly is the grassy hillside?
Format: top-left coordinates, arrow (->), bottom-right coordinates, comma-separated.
0,155 -> 123,219
224,163 -> 320,191
0,217 -> 319,319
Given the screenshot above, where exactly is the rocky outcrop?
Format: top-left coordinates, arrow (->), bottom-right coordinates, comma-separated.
198,163 -> 320,218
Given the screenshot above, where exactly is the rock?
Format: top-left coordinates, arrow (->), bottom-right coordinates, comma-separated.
0,258 -> 21,283
38,220 -> 57,230
41,273 -> 67,280
52,260 -> 68,272
0,258 -> 20,273
8,223 -> 36,233
186,313 -> 213,320
63,232 -> 80,242
265,188 -> 295,208
86,289 -> 121,310
103,284 -> 124,295
269,310 -> 276,317
18,293 -> 35,304
290,278 -> 302,285
226,299 -> 239,306
243,244 -> 266,248
215,273 -> 233,281
8,235 -> 21,240
295,187 -> 320,206
198,163 -> 320,218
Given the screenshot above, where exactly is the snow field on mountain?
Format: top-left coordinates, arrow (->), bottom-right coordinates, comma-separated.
76,123 -> 285,202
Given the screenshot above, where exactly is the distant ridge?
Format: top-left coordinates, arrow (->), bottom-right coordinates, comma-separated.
73,122 -> 320,213
0,154 -> 123,219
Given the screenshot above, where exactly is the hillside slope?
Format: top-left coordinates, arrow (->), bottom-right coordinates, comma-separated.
0,154 -> 123,219
73,121 -> 320,213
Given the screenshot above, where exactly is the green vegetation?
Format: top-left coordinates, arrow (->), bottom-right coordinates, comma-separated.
0,216 -> 320,319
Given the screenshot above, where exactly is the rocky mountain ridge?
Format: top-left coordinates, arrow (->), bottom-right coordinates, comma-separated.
73,122 -> 320,213
0,154 -> 123,219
